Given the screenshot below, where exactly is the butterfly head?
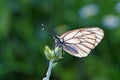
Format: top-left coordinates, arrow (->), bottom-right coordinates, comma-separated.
53,35 -> 64,47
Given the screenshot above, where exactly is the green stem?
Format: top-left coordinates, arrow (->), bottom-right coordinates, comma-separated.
46,59 -> 54,80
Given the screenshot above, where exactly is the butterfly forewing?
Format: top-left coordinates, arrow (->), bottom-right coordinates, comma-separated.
59,27 -> 104,58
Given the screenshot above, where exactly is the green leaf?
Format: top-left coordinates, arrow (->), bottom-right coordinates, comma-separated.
52,62 -> 58,68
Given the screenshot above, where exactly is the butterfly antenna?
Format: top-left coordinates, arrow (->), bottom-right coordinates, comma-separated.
53,29 -> 58,37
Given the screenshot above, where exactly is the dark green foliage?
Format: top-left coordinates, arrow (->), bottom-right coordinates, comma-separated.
0,0 -> 120,80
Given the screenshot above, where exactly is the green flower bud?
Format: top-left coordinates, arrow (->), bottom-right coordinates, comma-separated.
53,47 -> 63,60
44,46 -> 54,60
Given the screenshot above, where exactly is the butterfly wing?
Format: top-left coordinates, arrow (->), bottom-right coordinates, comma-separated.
60,27 -> 104,58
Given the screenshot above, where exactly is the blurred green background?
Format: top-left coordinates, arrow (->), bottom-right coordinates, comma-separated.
0,0 -> 120,80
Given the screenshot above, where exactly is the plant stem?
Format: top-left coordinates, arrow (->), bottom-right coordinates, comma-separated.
46,59 -> 54,80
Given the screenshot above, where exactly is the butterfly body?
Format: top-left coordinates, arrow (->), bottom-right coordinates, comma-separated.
53,35 -> 64,47
54,27 -> 104,58
54,35 -> 79,54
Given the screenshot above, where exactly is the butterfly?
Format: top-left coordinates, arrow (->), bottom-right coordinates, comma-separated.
53,27 -> 104,58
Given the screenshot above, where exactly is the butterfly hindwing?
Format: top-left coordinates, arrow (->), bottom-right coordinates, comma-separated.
59,27 -> 104,58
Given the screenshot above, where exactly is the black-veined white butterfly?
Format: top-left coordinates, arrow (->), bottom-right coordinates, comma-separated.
53,27 -> 104,58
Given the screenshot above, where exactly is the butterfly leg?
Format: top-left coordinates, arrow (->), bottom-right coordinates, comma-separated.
61,47 -> 64,57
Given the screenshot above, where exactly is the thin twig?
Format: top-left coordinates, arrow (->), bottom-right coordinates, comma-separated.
45,59 -> 54,80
